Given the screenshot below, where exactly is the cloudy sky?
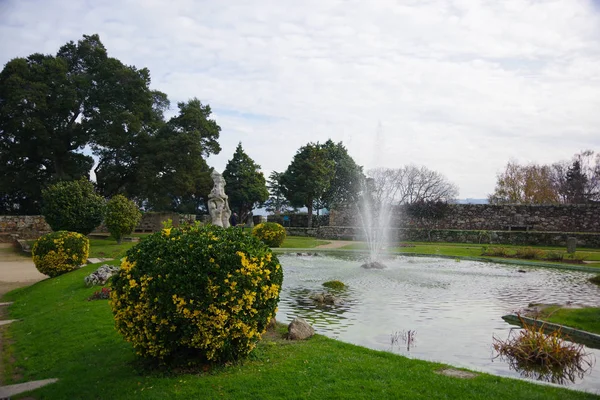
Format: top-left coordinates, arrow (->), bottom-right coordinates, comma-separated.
1,0 -> 599,199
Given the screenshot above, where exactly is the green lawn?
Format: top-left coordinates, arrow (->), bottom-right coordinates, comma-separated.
2,263 -> 598,399
339,242 -> 600,268
280,236 -> 330,248
86,233 -> 330,257
87,238 -> 138,259
535,307 -> 600,335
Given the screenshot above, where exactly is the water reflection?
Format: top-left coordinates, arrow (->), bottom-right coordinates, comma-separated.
281,287 -> 357,335
495,347 -> 595,385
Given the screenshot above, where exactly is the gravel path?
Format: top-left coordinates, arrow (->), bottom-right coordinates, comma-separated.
0,244 -> 46,298
314,240 -> 357,249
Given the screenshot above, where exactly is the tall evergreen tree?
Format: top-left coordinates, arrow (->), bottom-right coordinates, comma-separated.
264,171 -> 293,214
565,160 -> 587,204
223,143 -> 269,222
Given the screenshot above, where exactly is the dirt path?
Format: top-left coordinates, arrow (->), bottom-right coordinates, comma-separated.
0,244 -> 46,298
314,240 -> 357,249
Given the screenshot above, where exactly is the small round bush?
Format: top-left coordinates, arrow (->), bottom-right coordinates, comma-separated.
105,194 -> 142,244
252,222 -> 286,247
110,225 -> 283,362
41,179 -> 105,235
323,280 -> 346,290
32,231 -> 89,277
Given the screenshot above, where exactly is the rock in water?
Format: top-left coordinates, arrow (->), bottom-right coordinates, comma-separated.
361,261 -> 386,269
287,317 -> 315,340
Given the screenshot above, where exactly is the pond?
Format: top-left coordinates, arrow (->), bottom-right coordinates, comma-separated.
275,253 -> 600,394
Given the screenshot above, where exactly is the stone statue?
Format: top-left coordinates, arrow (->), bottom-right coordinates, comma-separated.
208,170 -> 231,228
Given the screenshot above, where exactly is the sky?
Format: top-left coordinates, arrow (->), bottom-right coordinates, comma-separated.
1,0 -> 599,199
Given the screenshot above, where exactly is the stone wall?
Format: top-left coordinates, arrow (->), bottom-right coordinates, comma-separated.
314,226 -> 600,248
0,215 -> 52,240
330,204 -> 600,233
0,212 -> 197,240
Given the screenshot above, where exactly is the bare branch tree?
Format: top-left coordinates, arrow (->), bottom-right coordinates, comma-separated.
366,165 -> 459,206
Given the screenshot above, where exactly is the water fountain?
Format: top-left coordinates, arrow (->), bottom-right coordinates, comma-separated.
356,174 -> 395,269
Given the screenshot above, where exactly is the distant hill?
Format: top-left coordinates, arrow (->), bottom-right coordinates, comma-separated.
455,198 -> 488,204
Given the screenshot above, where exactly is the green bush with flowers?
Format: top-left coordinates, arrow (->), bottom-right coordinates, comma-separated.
32,231 -> 89,277
252,222 -> 286,247
110,224 -> 283,363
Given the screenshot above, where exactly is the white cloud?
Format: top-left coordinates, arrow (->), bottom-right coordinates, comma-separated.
1,0 -> 600,198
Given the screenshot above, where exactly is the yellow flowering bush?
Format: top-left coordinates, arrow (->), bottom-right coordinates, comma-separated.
32,231 -> 89,277
110,224 -> 283,363
252,222 -> 286,247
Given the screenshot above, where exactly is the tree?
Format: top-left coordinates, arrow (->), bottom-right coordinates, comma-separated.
367,165 -> 459,207
223,143 -> 269,222
280,143 -> 335,227
564,160 -> 587,204
564,150 -> 600,203
0,34 -> 222,214
319,140 -> 364,209
264,171 -> 293,214
488,151 -> 600,205
105,195 -> 142,244
488,162 -> 558,204
41,179 -> 105,234
136,99 -> 219,213
0,38 -> 99,213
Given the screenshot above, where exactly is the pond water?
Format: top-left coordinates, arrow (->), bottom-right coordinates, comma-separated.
275,253 -> 600,394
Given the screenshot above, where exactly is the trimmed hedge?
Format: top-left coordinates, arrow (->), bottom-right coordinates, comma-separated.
252,222 -> 286,247
41,179 -> 105,235
110,225 -> 283,362
32,231 -> 89,277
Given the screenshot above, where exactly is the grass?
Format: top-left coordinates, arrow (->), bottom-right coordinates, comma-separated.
87,238 -> 138,259
2,263 -> 598,399
280,236 -> 330,248
339,242 -> 600,268
535,307 -> 600,336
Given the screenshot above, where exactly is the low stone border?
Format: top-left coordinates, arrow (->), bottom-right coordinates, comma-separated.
0,378 -> 59,398
502,314 -> 600,349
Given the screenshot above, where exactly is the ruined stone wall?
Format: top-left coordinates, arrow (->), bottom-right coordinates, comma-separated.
0,215 -> 52,240
330,204 -> 600,233
0,212 -> 197,240
313,226 -> 600,248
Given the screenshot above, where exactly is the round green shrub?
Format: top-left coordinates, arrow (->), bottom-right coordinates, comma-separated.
323,280 -> 346,290
41,179 -> 105,235
110,225 -> 283,362
252,222 -> 286,247
105,195 -> 142,244
32,231 -> 89,277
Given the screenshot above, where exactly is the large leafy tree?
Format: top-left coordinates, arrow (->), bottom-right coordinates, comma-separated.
319,139 -> 364,209
0,34 -> 222,214
0,38 -> 101,213
280,142 -> 335,227
223,143 -> 269,222
126,99 -> 219,213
